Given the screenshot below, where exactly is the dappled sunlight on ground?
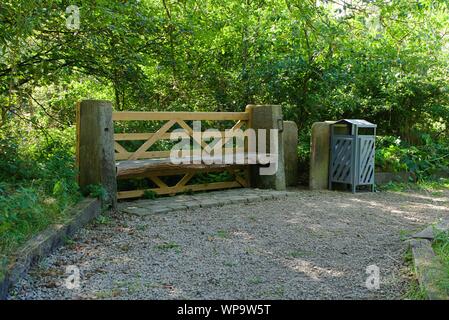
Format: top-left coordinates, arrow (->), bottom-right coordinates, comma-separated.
283,258 -> 345,281
9,188 -> 449,300
395,191 -> 449,203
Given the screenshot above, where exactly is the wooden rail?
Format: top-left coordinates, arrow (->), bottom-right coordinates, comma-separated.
112,111 -> 249,121
113,109 -> 251,199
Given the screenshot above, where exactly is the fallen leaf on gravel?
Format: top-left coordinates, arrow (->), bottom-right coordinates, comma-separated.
43,281 -> 59,288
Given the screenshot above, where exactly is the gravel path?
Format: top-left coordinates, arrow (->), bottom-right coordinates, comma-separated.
9,189 -> 449,300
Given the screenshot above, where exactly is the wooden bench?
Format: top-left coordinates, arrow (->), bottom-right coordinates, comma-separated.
76,100 -> 286,208
112,109 -> 254,199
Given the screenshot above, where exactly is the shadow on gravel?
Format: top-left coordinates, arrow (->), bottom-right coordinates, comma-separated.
8,189 -> 449,300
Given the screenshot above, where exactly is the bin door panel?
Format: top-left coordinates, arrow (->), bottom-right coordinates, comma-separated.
330,136 -> 353,184
358,136 -> 375,185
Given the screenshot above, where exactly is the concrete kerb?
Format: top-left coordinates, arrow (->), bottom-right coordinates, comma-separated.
408,216 -> 449,300
0,198 -> 101,300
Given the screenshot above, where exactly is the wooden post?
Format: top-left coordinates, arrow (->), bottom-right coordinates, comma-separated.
76,100 -> 117,209
246,104 -> 286,190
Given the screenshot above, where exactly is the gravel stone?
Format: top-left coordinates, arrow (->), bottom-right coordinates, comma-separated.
8,188 -> 449,300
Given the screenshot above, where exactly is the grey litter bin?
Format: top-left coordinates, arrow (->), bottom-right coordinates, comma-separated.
329,119 -> 377,193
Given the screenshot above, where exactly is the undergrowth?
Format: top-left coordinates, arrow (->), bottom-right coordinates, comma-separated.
402,248 -> 427,300
0,125 -> 82,268
432,230 -> 449,295
376,178 -> 449,193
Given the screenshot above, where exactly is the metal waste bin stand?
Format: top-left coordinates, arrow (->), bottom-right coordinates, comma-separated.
329,119 -> 377,193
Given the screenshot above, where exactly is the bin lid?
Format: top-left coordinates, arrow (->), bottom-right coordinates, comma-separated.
334,119 -> 377,128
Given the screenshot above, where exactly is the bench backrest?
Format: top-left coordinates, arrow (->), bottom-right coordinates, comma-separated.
112,110 -> 251,161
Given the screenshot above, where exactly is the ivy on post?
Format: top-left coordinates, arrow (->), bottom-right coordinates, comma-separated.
76,100 -> 117,210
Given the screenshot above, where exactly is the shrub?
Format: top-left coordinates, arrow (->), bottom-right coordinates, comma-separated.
0,124 -> 81,257
376,135 -> 449,180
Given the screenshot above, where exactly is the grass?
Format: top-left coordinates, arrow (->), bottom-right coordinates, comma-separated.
223,261 -> 236,267
113,280 -> 144,295
143,190 -> 158,200
0,256 -> 7,280
403,230 -> 449,299
402,248 -> 427,300
95,214 -> 112,225
248,276 -> 263,285
432,230 -> 449,295
377,178 -> 449,192
403,279 -> 427,300
262,286 -> 285,298
399,229 -> 417,241
216,230 -> 230,239
287,250 -> 310,258
155,241 -> 181,252
62,236 -> 76,246
0,128 -> 82,277
136,224 -> 147,231
94,289 -> 122,299
0,182 -> 81,272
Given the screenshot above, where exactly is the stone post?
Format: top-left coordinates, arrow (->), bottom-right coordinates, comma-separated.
309,121 -> 335,190
76,100 -> 117,209
283,121 -> 298,187
246,104 -> 286,190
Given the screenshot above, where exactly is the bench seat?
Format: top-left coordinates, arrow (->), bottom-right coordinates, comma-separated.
116,152 -> 263,179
